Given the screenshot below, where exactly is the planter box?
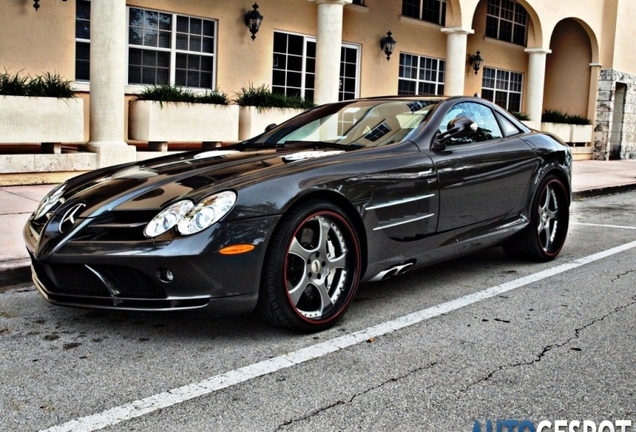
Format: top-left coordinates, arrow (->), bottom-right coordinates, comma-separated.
540,122 -> 571,143
540,122 -> 593,144
0,95 -> 84,144
570,124 -> 593,144
129,100 -> 239,143
238,106 -> 306,140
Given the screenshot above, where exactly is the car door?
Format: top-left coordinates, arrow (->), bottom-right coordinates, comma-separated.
427,101 -> 537,233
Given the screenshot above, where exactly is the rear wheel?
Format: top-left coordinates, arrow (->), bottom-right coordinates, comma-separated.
257,200 -> 361,332
504,175 -> 569,261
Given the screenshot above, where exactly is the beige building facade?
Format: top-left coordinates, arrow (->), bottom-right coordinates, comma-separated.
1,0 -> 636,180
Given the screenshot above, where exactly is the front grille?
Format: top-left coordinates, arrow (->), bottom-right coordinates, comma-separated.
77,210 -> 157,241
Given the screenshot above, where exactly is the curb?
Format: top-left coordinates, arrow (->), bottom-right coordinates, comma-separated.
572,183 -> 636,200
0,259 -> 31,292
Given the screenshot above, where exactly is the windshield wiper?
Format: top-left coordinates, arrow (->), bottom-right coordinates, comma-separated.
234,141 -> 278,150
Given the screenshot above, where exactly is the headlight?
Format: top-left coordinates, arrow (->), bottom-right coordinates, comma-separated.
143,191 -> 237,238
34,184 -> 66,220
177,191 -> 236,235
144,200 -> 194,238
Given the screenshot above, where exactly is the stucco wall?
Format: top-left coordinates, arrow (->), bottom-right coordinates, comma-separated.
610,0 -> 636,75
0,1 -> 76,79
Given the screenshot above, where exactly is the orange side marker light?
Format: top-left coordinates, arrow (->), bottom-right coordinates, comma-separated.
219,244 -> 256,255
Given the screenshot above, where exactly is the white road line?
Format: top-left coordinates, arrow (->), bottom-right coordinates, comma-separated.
571,222 -> 636,230
42,240 -> 636,432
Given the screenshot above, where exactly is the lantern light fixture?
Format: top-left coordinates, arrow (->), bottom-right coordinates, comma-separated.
380,31 -> 397,61
244,3 -> 264,41
469,51 -> 484,74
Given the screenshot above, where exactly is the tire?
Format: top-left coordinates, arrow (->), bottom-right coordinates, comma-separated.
257,200 -> 361,332
503,174 -> 569,262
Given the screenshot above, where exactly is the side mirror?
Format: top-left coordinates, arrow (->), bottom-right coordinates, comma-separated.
264,123 -> 277,132
432,117 -> 478,150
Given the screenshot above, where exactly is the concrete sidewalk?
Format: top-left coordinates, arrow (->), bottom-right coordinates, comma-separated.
1,160 -> 636,288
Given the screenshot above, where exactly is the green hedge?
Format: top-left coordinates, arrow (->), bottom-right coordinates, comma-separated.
0,70 -> 74,98
541,108 -> 591,125
134,83 -> 229,106
234,84 -> 315,111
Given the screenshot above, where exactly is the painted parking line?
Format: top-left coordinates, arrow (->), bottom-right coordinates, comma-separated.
571,222 -> 636,230
42,239 -> 636,432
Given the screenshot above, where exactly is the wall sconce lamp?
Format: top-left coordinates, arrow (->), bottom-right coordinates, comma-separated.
33,0 -> 67,11
469,51 -> 484,74
244,3 -> 264,41
380,31 -> 397,61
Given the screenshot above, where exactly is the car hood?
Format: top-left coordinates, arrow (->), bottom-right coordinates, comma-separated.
42,145 -> 351,217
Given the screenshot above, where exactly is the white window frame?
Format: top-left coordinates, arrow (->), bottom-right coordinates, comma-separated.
126,6 -> 218,91
481,66 -> 523,113
485,0 -> 528,46
272,31 -> 360,102
397,53 -> 445,96
401,0 -> 446,26
74,0 -> 91,90
338,44 -> 361,101
73,3 -> 218,92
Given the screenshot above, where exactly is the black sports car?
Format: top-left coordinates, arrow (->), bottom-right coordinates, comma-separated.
24,96 -> 572,332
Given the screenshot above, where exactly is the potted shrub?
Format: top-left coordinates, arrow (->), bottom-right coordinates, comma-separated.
0,71 -> 84,152
540,109 -> 592,144
235,84 -> 315,140
128,84 -> 239,149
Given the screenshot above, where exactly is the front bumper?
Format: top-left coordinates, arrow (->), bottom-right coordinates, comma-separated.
32,266 -> 259,314
25,215 -> 280,314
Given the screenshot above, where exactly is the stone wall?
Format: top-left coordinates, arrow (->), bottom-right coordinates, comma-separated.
595,69 -> 636,160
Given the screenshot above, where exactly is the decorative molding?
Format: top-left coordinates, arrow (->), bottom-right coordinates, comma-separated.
481,36 -> 526,51
441,26 -> 474,35
524,47 -> 552,55
401,15 -> 446,30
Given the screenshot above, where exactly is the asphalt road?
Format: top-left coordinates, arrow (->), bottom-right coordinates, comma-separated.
1,192 -> 635,432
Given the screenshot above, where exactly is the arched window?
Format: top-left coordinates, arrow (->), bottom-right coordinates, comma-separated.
485,0 -> 528,46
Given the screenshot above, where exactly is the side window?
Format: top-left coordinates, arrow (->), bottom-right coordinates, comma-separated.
496,112 -> 522,136
438,102 -> 503,144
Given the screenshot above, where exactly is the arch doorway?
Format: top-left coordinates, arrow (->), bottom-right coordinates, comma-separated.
544,19 -> 593,119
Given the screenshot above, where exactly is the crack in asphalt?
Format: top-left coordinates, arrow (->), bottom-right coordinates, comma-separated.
274,361 -> 439,431
611,269 -> 636,283
463,295 -> 636,393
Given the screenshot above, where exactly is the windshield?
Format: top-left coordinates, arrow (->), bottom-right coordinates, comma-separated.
252,99 -> 439,148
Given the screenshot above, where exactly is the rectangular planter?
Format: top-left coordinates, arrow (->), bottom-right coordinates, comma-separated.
540,122 -> 571,143
129,100 -> 239,143
570,124 -> 593,144
239,106 -> 306,140
0,95 -> 84,144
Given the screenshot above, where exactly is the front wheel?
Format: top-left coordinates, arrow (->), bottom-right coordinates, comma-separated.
257,200 -> 361,332
504,175 -> 569,261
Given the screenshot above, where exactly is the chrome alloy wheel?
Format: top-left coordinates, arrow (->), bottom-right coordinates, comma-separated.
285,214 -> 349,320
537,183 -> 560,252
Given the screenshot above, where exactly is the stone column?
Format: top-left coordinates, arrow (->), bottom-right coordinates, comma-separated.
87,0 -> 136,167
310,0 -> 352,105
441,27 -> 474,96
524,48 -> 551,130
